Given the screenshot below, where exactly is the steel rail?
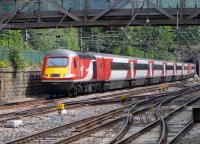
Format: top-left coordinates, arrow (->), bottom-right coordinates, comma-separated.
8,88 -> 172,144
7,102 -> 155,144
116,86 -> 200,144
109,85 -> 199,144
53,104 -> 160,144
5,83 -> 197,143
0,97 -> 131,124
7,87 -> 170,144
0,81 -> 190,110
168,120 -> 194,144
0,83 -> 181,124
157,88 -> 200,144
54,86 -> 200,144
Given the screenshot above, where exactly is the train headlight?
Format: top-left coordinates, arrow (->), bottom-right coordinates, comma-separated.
63,74 -> 67,77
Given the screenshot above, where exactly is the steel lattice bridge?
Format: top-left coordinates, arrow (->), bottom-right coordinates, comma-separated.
1,0 -> 200,29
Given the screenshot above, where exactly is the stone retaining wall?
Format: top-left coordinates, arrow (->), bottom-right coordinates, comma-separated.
0,68 -> 46,101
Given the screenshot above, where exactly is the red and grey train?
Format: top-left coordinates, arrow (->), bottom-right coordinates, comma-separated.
41,49 -> 196,96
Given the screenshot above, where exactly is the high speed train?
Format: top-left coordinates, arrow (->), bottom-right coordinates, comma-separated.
41,49 -> 196,96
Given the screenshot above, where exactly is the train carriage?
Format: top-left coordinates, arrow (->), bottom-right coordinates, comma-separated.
41,49 -> 196,96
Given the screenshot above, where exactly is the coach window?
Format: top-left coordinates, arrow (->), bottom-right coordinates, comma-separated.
184,66 -> 187,70
167,65 -> 174,70
177,66 -> 182,70
74,59 -> 77,69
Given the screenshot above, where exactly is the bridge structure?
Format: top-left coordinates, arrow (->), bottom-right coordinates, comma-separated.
1,0 -> 200,29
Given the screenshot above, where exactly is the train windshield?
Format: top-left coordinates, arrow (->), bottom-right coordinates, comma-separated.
47,58 -> 68,67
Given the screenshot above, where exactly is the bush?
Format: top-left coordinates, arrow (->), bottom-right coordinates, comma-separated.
0,61 -> 9,68
10,48 -> 27,70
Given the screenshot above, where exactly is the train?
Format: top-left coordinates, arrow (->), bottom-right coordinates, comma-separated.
41,49 -> 196,96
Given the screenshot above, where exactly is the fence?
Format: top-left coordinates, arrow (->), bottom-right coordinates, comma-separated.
0,48 -> 49,65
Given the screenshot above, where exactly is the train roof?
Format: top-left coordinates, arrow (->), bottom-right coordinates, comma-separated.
47,49 -> 96,59
47,49 -> 193,64
47,49 -> 76,57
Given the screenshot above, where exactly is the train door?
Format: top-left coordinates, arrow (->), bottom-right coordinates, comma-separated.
188,64 -> 191,74
130,62 -> 134,79
103,58 -> 112,81
182,64 -> 184,75
149,62 -> 153,78
163,63 -> 166,77
77,57 -> 81,78
96,58 -> 104,80
93,60 -> 97,80
174,63 -> 177,76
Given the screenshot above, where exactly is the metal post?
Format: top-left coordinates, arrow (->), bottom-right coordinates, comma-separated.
180,0 -> 184,20
14,0 -> 17,9
176,5 -> 180,61
36,0 -> 41,23
91,28 -> 94,51
80,27 -> 83,50
84,0 -> 89,20
131,0 -> 136,19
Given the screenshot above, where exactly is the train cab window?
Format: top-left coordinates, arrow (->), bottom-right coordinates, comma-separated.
47,58 -> 68,67
74,59 -> 77,69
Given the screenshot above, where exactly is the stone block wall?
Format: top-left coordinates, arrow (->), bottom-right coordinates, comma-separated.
0,68 -> 47,101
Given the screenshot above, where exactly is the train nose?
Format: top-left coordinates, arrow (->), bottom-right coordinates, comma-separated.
44,67 -> 68,78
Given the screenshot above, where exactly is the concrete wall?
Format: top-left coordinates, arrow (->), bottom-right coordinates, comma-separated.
0,68 -> 46,101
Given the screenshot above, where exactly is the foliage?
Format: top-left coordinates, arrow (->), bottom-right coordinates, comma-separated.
10,48 -> 27,70
0,30 -> 33,69
28,28 -> 80,51
1,26 -> 199,66
0,61 -> 9,68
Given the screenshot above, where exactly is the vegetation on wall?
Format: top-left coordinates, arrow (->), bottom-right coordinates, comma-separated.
0,30 -> 31,69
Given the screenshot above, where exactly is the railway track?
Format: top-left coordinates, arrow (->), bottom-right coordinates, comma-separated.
113,86 -> 200,144
0,80 -> 191,111
6,101 -> 161,144
0,97 -> 132,125
0,85 -> 157,110
52,85 -> 200,144
0,82 -> 171,125
6,84 -> 200,144
0,81 -> 192,126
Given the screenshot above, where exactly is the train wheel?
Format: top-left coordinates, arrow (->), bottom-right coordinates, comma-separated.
71,89 -> 77,97
88,84 -> 93,94
101,83 -> 104,92
69,86 -> 78,97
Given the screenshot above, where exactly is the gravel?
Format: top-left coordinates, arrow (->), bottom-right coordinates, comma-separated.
0,80 -> 195,143
0,104 -> 122,144
176,124 -> 200,144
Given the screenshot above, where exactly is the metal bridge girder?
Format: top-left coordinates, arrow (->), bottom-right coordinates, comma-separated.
46,0 -> 82,22
187,10 -> 200,20
0,0 -> 32,30
91,0 -> 129,21
0,0 -> 200,28
146,0 -> 176,20
90,0 -> 176,23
